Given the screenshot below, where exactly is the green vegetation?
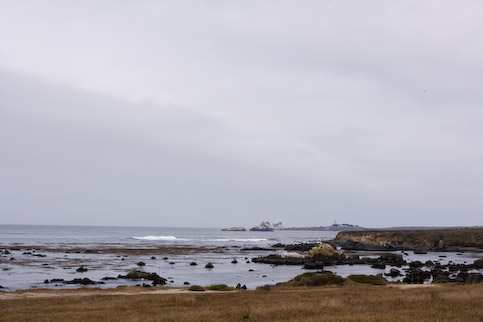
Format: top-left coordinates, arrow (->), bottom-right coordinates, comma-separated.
206,284 -> 234,291
348,275 -> 388,285
283,272 -> 345,286
188,285 -> 205,292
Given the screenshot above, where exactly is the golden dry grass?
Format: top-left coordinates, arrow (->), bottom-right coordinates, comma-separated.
1,283 -> 482,322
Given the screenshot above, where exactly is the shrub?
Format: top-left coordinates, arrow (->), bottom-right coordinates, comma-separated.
188,285 -> 205,292
348,275 -> 388,285
207,284 -> 234,291
287,272 -> 345,286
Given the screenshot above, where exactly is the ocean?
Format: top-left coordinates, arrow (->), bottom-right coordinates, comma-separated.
0,225 -> 481,290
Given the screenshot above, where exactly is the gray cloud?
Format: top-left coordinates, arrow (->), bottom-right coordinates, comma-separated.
1,1 -> 482,227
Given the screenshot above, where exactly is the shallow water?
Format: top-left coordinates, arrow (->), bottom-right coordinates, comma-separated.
0,225 -> 481,290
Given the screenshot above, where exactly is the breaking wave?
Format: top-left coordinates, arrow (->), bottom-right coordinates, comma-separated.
208,238 -> 267,242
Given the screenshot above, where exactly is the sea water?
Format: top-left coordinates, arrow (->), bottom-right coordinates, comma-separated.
0,225 -> 481,290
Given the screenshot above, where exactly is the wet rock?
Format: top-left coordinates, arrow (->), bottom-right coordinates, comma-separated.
403,269 -> 431,284
190,262 -> 198,266
378,254 -> 405,267
474,258 -> 483,269
249,269 -> 254,272
456,272 -> 482,284
184,281 -> 190,285
231,259 -> 238,264
252,254 -> 305,265
101,276 -> 117,280
241,285 -> 247,290
65,278 -> 97,285
50,278 -> 64,283
386,268 -> 402,277
163,257 -> 169,260
284,243 -> 318,252
151,256 -> 156,260
76,266 -> 88,272
236,283 -> 241,289
414,249 -> 428,254
371,263 -> 386,269
3,250 -> 11,255
119,270 -> 167,285
303,261 -> 324,269
272,243 -> 286,248
43,279 -> 50,284
137,262 -> 146,266
424,260 -> 434,267
205,262 -> 214,269
409,261 -> 424,269
169,262 -> 175,265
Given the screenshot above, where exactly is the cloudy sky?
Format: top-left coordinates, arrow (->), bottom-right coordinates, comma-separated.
1,1 -> 482,228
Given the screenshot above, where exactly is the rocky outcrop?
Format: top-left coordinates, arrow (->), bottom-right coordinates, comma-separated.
273,222 -> 285,230
308,243 -> 340,257
336,228 -> 483,251
250,221 -> 274,231
222,226 -> 246,231
118,270 -> 167,285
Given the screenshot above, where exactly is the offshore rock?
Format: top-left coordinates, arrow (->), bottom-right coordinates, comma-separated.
250,221 -> 274,231
222,226 -> 246,231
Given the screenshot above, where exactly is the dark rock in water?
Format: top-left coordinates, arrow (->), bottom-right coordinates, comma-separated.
169,262 -> 175,265
184,281 -> 190,285
241,247 -> 272,251
378,254 -> 405,267
246,261 -> 250,264
65,278 -> 97,285
456,272 -> 482,284
249,269 -> 254,272
151,256 -> 156,260
163,257 -> 169,260
137,261 -> 146,266
272,243 -> 285,248
32,254 -> 46,257
371,263 -> 386,269
50,278 -> 64,283
303,261 -> 324,269
284,243 -> 319,252
409,261 -> 424,269
424,260 -> 434,267
403,269 -> 431,284
43,279 -> 50,284
142,283 -> 151,288
252,254 -> 305,266
414,249 -> 428,254
101,276 -> 117,280
119,270 -> 167,285
231,259 -> 238,264
190,262 -> 198,266
386,268 -> 402,277
241,285 -> 247,290
432,271 -> 451,283
236,283 -> 241,289
76,266 -> 88,272
3,250 -> 11,255
262,275 -> 267,277
474,258 -> 483,269
205,262 -> 214,269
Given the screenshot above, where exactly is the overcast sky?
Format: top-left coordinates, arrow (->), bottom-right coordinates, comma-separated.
1,1 -> 482,228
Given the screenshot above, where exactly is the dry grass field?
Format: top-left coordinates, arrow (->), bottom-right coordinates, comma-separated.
1,283 -> 482,322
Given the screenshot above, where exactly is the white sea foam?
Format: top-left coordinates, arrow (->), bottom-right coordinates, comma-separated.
280,251 -> 305,258
132,235 -> 179,241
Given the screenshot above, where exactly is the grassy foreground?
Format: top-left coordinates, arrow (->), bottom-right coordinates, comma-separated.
1,284 -> 482,322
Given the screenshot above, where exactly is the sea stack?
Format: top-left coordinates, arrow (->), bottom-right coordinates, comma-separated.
250,221 -> 274,231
